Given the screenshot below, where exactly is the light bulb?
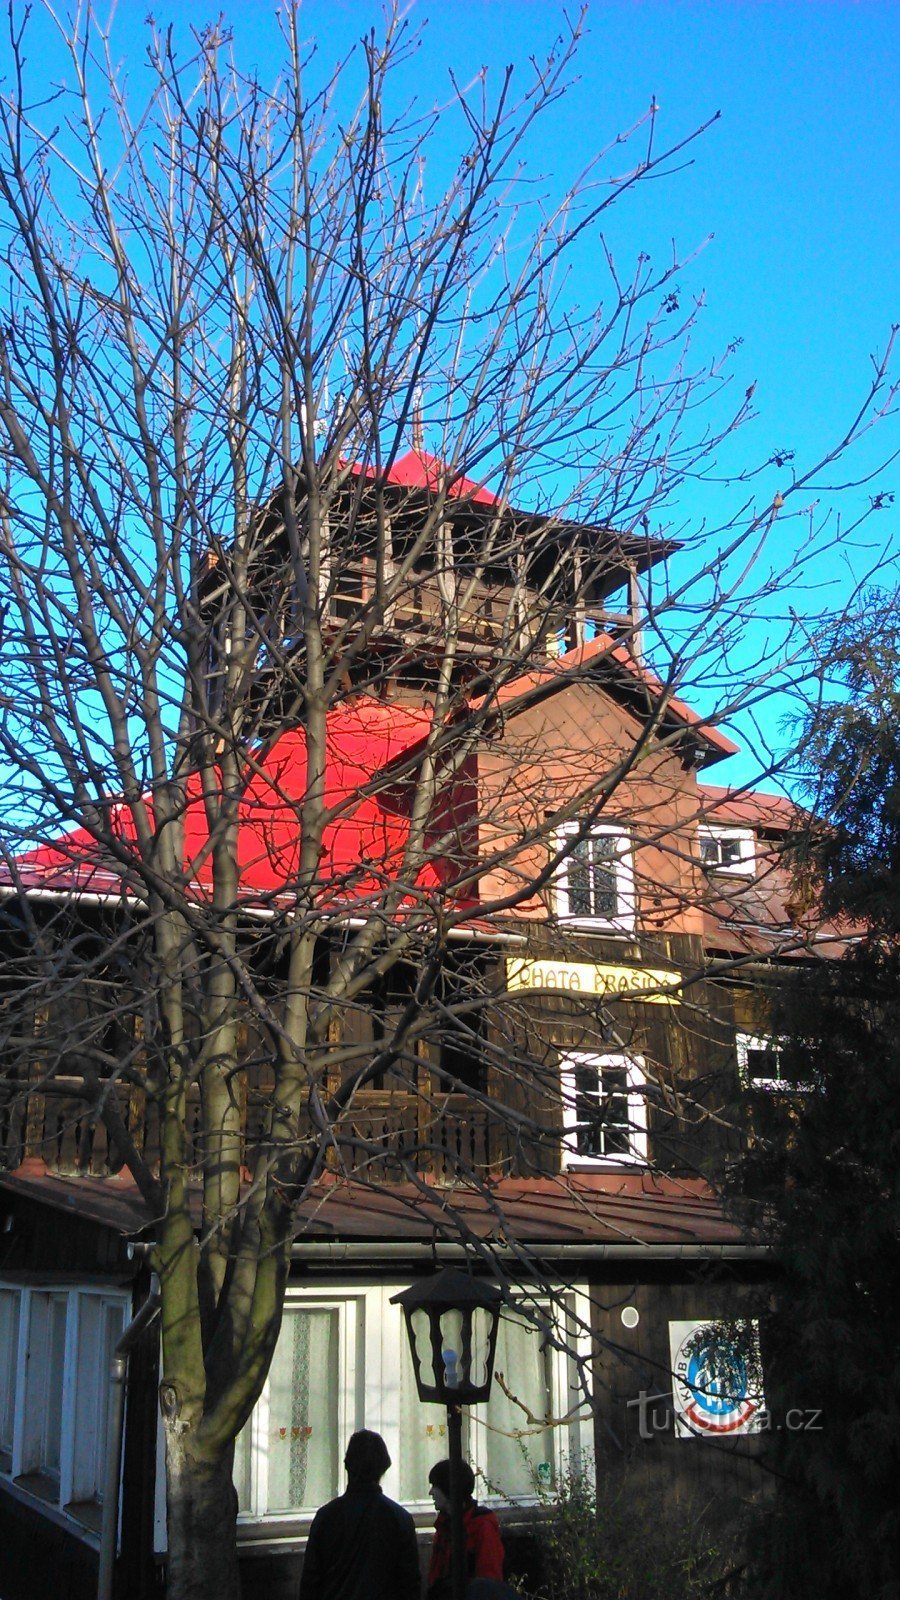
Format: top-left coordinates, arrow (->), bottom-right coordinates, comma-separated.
442,1347 -> 460,1388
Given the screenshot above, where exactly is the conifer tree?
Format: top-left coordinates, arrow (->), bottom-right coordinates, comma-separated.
743,596 -> 900,1600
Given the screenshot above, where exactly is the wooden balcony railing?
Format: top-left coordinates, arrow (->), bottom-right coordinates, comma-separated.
325,561 -> 632,660
0,1079 -> 538,1184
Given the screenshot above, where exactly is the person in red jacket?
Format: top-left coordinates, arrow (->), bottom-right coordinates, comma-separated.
426,1458 -> 505,1599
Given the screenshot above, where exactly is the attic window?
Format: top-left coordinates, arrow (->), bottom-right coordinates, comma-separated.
556,824 -> 635,933
698,826 -> 755,876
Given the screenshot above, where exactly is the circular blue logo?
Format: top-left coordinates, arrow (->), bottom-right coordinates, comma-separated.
673,1322 -> 762,1434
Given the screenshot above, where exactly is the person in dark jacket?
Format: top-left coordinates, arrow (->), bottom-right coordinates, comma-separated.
426,1458 -> 505,1600
299,1430 -> 420,1600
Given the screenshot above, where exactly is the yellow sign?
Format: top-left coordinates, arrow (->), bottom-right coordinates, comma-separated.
505,958 -> 681,1004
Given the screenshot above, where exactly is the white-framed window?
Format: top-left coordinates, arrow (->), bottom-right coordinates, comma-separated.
555,823 -> 635,931
0,1286 -> 21,1472
0,1282 -> 129,1523
736,1032 -> 810,1093
560,1052 -> 649,1166
698,826 -> 755,875
226,1282 -> 592,1531
234,1295 -> 357,1517
20,1290 -> 68,1483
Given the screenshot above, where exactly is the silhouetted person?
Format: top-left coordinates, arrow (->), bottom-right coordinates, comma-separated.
299,1430 -> 420,1600
426,1458 -> 505,1600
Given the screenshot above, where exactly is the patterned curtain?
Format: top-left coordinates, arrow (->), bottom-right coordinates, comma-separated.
233,1305 -> 339,1513
267,1306 -> 339,1511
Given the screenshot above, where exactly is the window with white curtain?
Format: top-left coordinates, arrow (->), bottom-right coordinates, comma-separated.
228,1282 -> 592,1529
481,1312 -> 557,1499
235,1301 -> 347,1517
398,1301 -> 579,1506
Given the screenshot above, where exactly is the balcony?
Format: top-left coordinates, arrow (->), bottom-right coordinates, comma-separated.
326,559 -> 633,661
0,1079 -> 541,1184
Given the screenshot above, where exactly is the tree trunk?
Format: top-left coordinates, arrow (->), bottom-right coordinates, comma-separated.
164,1426 -> 240,1600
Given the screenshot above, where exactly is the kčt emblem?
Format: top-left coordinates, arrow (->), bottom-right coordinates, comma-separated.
669,1319 -> 765,1437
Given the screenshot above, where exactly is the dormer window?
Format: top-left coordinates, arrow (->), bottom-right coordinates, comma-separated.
698,826 -> 755,876
556,824 -> 635,932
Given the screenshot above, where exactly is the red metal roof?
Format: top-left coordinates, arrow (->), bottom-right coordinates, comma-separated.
8,698 -> 473,905
291,1172 -> 752,1251
0,1161 -> 754,1252
348,449 -> 498,507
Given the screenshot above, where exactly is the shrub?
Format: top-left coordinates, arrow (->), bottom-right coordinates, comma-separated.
506,1460 -> 743,1600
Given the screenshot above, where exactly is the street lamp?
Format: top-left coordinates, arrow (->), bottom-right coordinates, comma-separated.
392,1268 -> 503,1600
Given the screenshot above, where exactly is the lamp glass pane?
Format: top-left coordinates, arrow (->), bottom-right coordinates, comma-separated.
439,1308 -> 465,1388
410,1307 -> 435,1389
469,1306 -> 492,1388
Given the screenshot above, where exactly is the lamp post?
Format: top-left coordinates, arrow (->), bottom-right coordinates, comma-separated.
392,1269 -> 502,1600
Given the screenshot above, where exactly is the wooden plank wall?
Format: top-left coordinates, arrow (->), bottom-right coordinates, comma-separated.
590,1266 -> 771,1518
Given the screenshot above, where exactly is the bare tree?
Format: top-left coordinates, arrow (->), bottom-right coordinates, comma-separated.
0,6 -> 895,1597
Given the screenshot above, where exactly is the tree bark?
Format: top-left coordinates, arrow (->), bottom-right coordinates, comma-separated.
164,1421 -> 240,1600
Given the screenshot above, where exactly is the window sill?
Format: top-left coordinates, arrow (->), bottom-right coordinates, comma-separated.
13,1470 -> 61,1506
0,1473 -> 101,1547
562,1156 -> 649,1171
746,1081 -> 813,1095
66,1497 -> 103,1533
557,918 -> 636,936
237,1511 -> 314,1539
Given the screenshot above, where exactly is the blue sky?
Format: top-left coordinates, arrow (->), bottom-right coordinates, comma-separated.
14,0 -> 900,787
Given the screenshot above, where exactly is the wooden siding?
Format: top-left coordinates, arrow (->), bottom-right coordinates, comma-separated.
477,676 -> 711,936
591,1267 -> 771,1511
0,928 -> 752,1186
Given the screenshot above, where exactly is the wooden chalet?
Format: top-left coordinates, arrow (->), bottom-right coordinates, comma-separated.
0,453 -> 828,1599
